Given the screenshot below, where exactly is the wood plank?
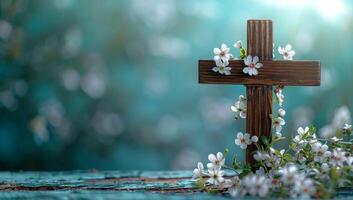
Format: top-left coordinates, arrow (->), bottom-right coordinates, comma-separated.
245,20 -> 274,168
247,19 -> 273,61
0,171 -> 351,199
245,85 -> 272,167
198,60 -> 321,86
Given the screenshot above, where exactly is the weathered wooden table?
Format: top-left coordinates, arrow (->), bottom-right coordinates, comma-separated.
0,170 -> 351,199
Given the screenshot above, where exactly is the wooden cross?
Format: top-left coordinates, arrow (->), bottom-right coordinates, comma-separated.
198,20 -> 321,167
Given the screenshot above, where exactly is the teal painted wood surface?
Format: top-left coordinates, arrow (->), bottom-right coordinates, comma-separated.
0,171 -> 352,199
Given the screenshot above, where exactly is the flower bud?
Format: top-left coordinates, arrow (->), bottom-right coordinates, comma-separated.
234,40 -> 242,49
278,108 -> 286,117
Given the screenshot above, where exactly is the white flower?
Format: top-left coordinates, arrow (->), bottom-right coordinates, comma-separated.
243,55 -> 262,76
278,44 -> 295,60
279,164 -> 298,185
242,174 -> 270,198
275,89 -> 284,107
231,95 -> 246,119
233,40 -> 242,49
207,152 -> 225,170
330,148 -> 346,167
321,163 -> 330,172
213,43 -> 232,62
227,176 -> 243,197
297,126 -> 309,136
253,151 -> 268,161
207,169 -> 225,185
255,167 -> 266,175
212,58 -> 231,75
278,108 -> 286,117
272,117 -> 285,133
294,176 -> 315,198
311,142 -> 331,163
192,162 -> 205,179
234,132 -> 252,149
264,148 -> 283,168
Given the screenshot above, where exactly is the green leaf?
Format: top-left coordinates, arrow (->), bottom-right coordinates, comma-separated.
239,164 -> 252,178
239,48 -> 246,59
261,136 -> 269,146
232,156 -> 240,169
194,178 -> 206,189
309,124 -> 316,134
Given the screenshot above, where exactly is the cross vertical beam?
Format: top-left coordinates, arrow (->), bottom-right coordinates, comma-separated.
246,20 -> 273,166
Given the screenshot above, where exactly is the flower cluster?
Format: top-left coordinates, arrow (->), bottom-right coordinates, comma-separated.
193,84 -> 353,199
192,152 -> 226,186
272,86 -> 286,138
212,44 -> 233,75
211,42 -> 295,76
231,95 -> 247,119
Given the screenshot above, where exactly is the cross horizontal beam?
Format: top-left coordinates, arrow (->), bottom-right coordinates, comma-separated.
199,60 -> 320,86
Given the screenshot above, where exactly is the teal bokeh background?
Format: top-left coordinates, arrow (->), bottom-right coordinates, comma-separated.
0,0 -> 352,170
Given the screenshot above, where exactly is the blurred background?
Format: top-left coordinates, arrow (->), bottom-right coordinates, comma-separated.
0,0 -> 352,171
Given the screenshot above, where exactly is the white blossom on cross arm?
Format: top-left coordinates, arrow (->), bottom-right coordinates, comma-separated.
243,55 -> 262,76
231,95 -> 247,119
212,58 -> 231,75
278,44 -> 295,60
213,43 -> 232,62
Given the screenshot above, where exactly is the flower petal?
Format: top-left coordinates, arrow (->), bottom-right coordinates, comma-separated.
213,48 -> 221,55
246,55 -> 252,65
197,162 -> 204,170
243,67 -> 250,74
240,111 -> 246,118
216,152 -> 223,160
255,63 -> 263,69
221,43 -> 228,51
278,46 -> 284,54
253,56 -> 259,64
237,132 -> 243,138
208,154 -> 216,162
285,44 -> 292,51
252,68 -> 258,75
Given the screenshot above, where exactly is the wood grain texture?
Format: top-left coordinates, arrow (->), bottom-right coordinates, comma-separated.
245,85 -> 272,166
0,171 -> 350,199
247,20 -> 273,61
245,20 -> 273,167
199,60 -> 321,86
